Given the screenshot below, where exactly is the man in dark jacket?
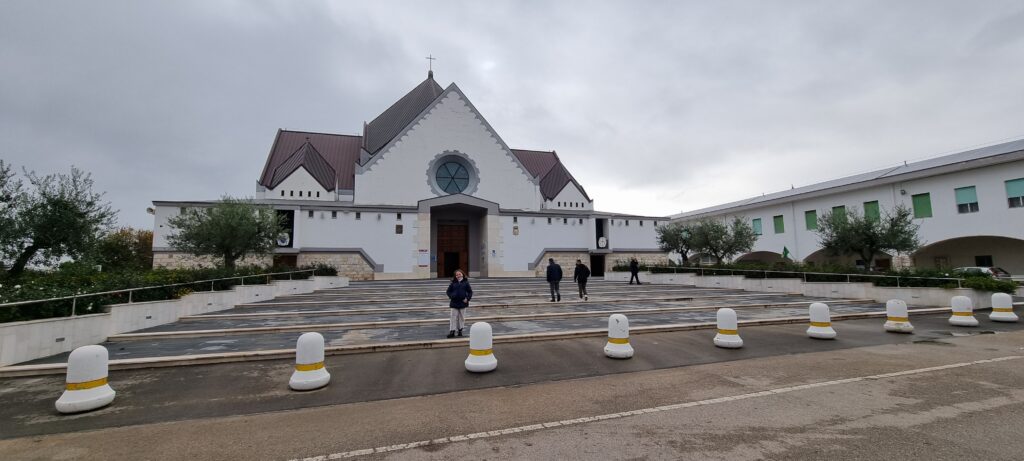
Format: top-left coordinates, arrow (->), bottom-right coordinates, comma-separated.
573,259 -> 591,301
546,258 -> 563,302
629,258 -> 641,285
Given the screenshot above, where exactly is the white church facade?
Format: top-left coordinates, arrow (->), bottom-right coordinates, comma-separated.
151,72 -> 669,279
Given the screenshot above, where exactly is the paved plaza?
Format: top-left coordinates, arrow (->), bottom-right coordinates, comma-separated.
1,278 -> 1023,460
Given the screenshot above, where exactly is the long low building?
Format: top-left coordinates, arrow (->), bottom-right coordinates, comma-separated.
151,72 -> 669,279
671,139 -> 1024,274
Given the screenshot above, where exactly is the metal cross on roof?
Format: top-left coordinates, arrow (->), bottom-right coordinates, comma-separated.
426,54 -> 437,72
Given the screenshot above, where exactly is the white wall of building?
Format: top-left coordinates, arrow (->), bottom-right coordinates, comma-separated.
295,209 -> 418,273
355,91 -> 540,210
500,215 -> 593,271
674,160 -> 1024,265
547,183 -> 593,211
266,167 -> 333,201
607,217 -> 664,250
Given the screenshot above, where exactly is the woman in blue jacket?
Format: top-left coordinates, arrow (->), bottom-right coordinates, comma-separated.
446,269 -> 473,338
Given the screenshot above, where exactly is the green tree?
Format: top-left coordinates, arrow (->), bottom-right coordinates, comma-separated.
656,222 -> 695,265
690,217 -> 758,265
2,166 -> 116,276
815,205 -> 920,270
166,197 -> 282,269
90,227 -> 154,271
0,161 -> 24,265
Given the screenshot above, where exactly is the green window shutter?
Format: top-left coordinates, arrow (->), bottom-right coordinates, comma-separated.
773,215 -> 784,234
912,193 -> 932,218
832,205 -> 845,214
752,218 -> 762,235
1007,178 -> 1024,197
863,201 -> 880,222
954,186 -> 977,205
804,210 -> 817,230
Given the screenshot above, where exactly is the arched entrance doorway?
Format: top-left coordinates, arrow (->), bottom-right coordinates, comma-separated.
912,236 -> 1024,275
419,194 -> 499,278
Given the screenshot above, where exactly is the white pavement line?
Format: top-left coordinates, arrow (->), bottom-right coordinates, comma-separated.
287,355 -> 1023,461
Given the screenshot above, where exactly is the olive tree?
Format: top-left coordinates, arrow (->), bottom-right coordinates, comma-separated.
166,197 -> 282,269
656,222 -> 695,265
815,205 -> 920,270
690,217 -> 758,265
2,165 -> 116,276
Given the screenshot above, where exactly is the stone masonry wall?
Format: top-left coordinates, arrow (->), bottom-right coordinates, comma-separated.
534,252 -> 590,278
606,252 -> 671,272
152,252 -> 272,269
298,252 -> 375,281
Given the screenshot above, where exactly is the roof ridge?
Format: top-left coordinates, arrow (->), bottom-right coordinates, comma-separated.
280,129 -> 361,138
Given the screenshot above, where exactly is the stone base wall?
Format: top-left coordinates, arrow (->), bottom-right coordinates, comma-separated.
534,252 -> 590,277
606,252 -> 671,272
297,252 -> 375,281
153,252 -> 272,269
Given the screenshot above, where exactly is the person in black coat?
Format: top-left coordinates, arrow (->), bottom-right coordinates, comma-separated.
573,259 -> 591,301
629,258 -> 641,285
446,269 -> 472,338
546,258 -> 563,302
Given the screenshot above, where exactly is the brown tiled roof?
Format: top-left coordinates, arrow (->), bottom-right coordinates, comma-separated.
363,74 -> 445,155
511,149 -> 592,202
259,130 -> 361,191
269,141 -> 336,190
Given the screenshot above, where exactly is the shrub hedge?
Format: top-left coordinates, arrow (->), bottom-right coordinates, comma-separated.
612,262 -> 1018,293
0,264 -> 337,323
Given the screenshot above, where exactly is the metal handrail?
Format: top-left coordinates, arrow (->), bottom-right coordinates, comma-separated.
0,268 -> 319,315
626,267 -> 965,288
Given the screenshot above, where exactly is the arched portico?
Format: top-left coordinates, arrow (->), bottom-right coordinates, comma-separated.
735,251 -> 785,265
802,249 -> 893,270
912,236 -> 1024,275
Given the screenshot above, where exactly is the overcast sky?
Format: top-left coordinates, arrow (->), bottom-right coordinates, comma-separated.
3,1 -> 1024,229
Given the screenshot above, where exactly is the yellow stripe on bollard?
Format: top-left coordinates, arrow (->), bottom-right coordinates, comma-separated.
65,377 -> 108,391
887,316 -> 909,322
809,321 -> 831,327
717,329 -> 738,335
993,308 -> 1014,313
469,349 -> 493,356
607,338 -> 630,344
295,362 -> 324,372
952,312 -> 974,316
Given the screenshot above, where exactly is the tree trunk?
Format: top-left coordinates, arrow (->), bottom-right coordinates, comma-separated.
7,245 -> 40,277
223,253 -> 236,270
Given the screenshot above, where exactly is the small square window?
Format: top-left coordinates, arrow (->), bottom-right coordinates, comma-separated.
563,218 -> 568,224
395,224 -> 403,234
280,190 -> 285,197
579,218 -> 583,224
626,220 -> 630,226
957,203 -> 980,213
356,212 -> 361,220
299,191 -> 303,197
316,191 -> 320,198
307,191 -> 312,197
290,191 -> 294,197
331,211 -> 337,219
308,210 -> 314,218
640,221 -> 644,227
1010,196 -> 1023,208
513,216 -> 518,223
547,217 -> 552,224
397,213 -> 402,220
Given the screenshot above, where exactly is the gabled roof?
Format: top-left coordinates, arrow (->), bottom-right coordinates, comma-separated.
673,137 -> 1024,219
259,130 -> 361,191
269,141 -> 336,191
362,72 -> 445,155
511,149 -> 592,201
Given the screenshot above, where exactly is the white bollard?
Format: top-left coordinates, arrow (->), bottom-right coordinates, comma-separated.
713,308 -> 743,349
56,345 -> 116,414
604,314 -> 634,359
948,295 -> 978,327
884,299 -> 914,333
289,332 -> 330,391
989,293 -> 1018,323
465,322 -> 497,372
806,302 -> 837,339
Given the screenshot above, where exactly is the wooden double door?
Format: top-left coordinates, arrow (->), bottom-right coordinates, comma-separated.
437,224 -> 469,278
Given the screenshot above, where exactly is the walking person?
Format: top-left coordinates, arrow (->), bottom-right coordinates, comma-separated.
574,259 -> 591,301
446,269 -> 472,338
546,258 -> 563,302
629,258 -> 642,285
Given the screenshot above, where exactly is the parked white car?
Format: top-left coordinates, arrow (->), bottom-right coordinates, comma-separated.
951,267 -> 1012,280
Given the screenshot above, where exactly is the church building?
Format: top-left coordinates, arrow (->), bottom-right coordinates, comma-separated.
151,72 -> 669,279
